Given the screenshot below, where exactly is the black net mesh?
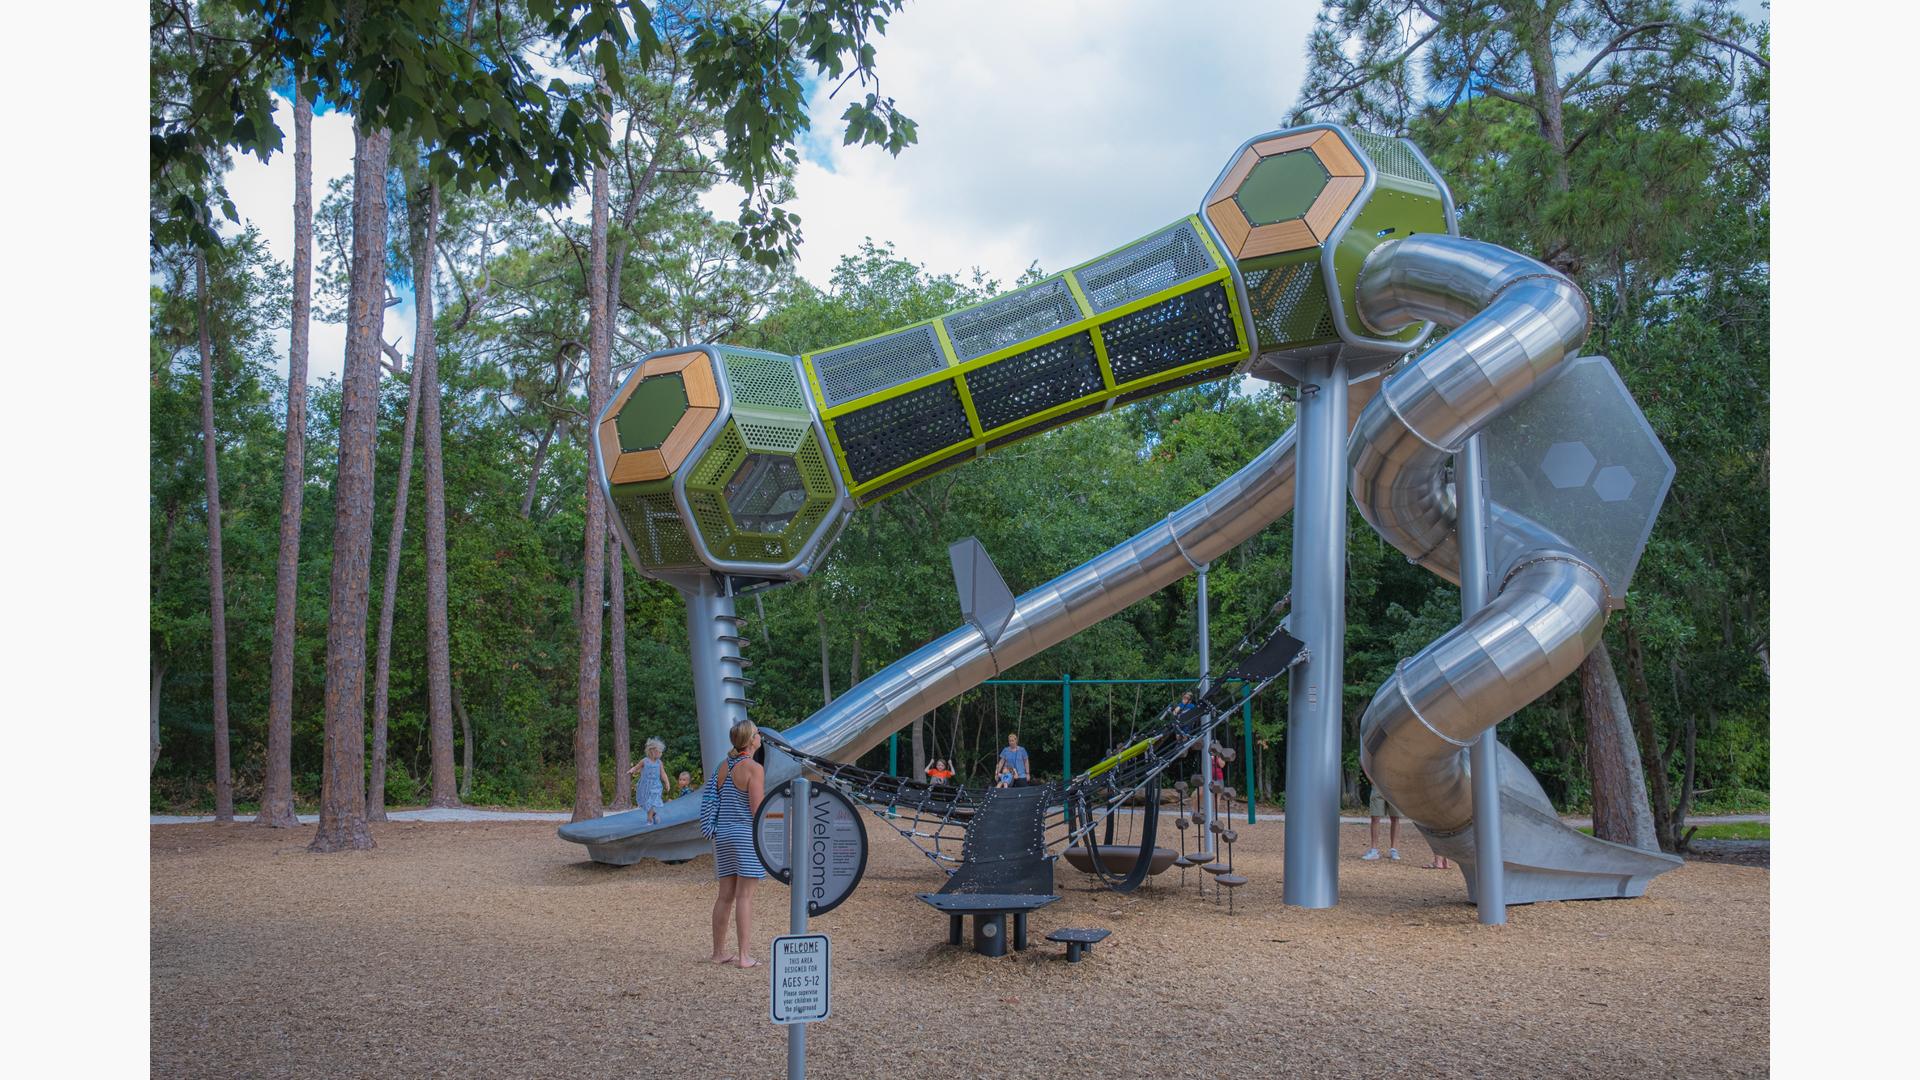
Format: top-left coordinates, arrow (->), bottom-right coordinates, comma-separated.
945,278 -> 1083,362
1075,221 -> 1217,313
1101,283 -> 1240,385
812,325 -> 948,407
964,331 -> 1104,432
832,379 -> 973,483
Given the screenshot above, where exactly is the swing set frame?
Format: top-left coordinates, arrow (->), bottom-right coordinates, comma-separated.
885,675 -> 1261,824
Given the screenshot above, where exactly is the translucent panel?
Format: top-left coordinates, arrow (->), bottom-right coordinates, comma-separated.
1481,355 -> 1674,601
725,453 -> 809,533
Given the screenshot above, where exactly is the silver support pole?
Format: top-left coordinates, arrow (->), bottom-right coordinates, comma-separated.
1283,357 -> 1349,909
1457,436 -> 1507,924
787,776 -> 809,1079
1197,563 -> 1213,860
681,577 -> 747,780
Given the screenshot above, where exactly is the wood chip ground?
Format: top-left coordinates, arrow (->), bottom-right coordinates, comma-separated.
152,817 -> 1768,1078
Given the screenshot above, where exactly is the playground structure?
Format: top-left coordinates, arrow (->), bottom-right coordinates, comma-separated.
559,123 -> 1682,912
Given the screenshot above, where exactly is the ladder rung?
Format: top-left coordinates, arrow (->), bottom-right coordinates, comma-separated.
725,697 -> 755,707
718,635 -> 750,646
714,613 -> 747,624
723,675 -> 755,686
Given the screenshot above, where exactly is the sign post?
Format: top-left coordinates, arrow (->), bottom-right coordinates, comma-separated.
785,777 -> 810,1078
758,775 -> 864,1080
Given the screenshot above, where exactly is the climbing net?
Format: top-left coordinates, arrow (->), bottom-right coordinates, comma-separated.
763,596 -> 1305,887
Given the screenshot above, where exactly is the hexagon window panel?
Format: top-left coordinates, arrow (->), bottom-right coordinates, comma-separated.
1540,441 -> 1597,489
1591,465 -> 1636,503
725,453 -> 809,533
1481,356 -> 1676,607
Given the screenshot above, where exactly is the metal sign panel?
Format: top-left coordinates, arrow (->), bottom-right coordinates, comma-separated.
754,779 -> 869,916
949,536 -> 1016,646
769,933 -> 832,1025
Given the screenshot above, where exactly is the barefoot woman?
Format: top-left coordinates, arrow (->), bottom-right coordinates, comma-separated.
709,720 -> 765,968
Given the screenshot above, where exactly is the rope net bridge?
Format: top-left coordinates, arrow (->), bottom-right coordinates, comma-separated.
760,600 -> 1306,895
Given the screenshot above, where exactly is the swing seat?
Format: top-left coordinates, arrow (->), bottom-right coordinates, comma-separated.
1062,845 -> 1178,877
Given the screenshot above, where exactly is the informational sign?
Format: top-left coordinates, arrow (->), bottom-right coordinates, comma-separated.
753,779 -> 868,916
769,933 -> 832,1025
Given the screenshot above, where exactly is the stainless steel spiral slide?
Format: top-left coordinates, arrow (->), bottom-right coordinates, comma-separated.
558,385 -> 1372,863
562,124 -> 1680,907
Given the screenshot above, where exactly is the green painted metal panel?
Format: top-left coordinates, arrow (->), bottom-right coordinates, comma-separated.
614,372 -> 689,451
681,420 -> 841,566
1234,150 -> 1329,225
610,477 -> 702,570
1331,176 -> 1448,345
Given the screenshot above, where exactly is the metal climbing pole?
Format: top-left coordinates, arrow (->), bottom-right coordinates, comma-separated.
1283,356 -> 1349,909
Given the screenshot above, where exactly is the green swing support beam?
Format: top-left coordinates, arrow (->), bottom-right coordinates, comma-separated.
980,675 -> 1259,824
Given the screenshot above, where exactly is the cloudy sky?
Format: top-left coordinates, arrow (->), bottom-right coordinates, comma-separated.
224,1 -> 1325,381
221,0 -> 1766,383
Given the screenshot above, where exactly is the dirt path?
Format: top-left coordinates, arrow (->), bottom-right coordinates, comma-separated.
151,818 -> 1768,1079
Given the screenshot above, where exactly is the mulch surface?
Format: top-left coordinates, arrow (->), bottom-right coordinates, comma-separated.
153,817 -> 1768,1079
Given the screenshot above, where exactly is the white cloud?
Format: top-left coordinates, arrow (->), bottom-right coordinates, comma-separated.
707,0 -> 1322,290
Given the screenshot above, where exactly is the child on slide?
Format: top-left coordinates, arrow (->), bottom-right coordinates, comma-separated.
629,738 -> 669,824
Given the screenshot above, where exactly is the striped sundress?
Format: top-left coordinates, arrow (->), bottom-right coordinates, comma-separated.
710,753 -> 766,880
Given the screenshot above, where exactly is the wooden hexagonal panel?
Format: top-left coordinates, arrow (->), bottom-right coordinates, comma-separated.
1205,130 -> 1368,260
599,350 -> 721,485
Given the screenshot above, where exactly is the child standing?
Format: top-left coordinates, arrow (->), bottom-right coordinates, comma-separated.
628,738 -> 669,824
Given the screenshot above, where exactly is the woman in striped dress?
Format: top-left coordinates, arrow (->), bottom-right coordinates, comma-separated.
709,720 -> 765,968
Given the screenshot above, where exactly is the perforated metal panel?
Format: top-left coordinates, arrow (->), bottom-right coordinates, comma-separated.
980,398 -> 1109,453
851,447 -> 975,506
964,331 -> 1103,432
738,419 -> 809,454
1112,361 -> 1239,407
831,379 -> 973,483
689,423 -> 748,488
1350,131 -> 1431,188
720,349 -> 809,411
1245,263 -> 1335,346
944,278 -> 1082,362
781,438 -> 837,544
811,325 -> 948,407
1074,221 -> 1216,314
611,485 -> 700,569
1101,283 -> 1240,385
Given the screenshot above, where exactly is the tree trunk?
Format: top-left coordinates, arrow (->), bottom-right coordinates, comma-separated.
367,329 -> 423,822
259,90 -> 313,829
608,537 -> 632,811
572,96 -> 614,824
416,180 -> 458,808
1577,643 -> 1659,851
1622,614 -> 1678,851
309,125 -> 391,853
1522,5 -> 1576,271
453,679 -> 475,801
910,715 -> 926,778
847,630 -> 863,691
817,611 -> 833,706
151,662 -> 165,774
195,249 -> 234,823
520,419 -> 558,519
